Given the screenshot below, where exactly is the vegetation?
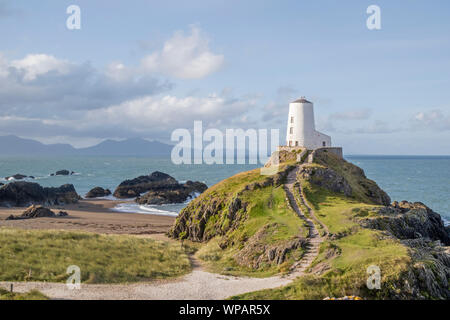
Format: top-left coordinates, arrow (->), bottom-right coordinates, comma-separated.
0,287 -> 48,300
0,228 -> 191,284
233,183 -> 410,299
196,184 -> 307,277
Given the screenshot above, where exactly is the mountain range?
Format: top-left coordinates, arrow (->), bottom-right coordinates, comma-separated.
0,135 -> 173,157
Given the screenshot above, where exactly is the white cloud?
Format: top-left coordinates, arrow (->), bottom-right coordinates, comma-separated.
84,93 -> 256,133
10,54 -> 72,81
141,26 -> 224,79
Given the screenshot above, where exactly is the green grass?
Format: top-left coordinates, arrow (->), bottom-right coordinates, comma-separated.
0,228 -> 191,284
197,185 -> 306,277
233,183 -> 410,300
0,287 -> 48,300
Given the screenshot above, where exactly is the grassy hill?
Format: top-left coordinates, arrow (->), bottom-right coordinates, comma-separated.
170,149 -> 450,299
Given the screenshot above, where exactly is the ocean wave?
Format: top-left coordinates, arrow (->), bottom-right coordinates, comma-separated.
111,203 -> 179,217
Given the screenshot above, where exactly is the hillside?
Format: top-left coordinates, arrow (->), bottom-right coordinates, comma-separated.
169,149 -> 450,299
0,135 -> 172,157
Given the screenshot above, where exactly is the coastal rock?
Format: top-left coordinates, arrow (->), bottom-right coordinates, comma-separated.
113,171 -> 178,198
85,187 -> 112,199
361,201 -> 450,245
136,180 -> 208,205
114,171 -> 208,204
6,205 -> 56,220
0,181 -> 80,207
4,174 -> 31,180
51,170 -> 73,176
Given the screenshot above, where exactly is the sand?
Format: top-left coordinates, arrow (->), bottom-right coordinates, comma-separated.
0,199 -> 175,235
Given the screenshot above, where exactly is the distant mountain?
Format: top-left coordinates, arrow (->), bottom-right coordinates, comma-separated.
0,135 -> 173,157
0,135 -> 77,155
79,138 -> 173,156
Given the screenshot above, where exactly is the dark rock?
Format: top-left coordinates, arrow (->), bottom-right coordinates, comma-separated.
114,171 -> 208,205
54,170 -> 71,176
85,187 -> 112,199
57,211 -> 69,217
0,181 -> 80,207
20,205 -> 56,218
114,171 -> 178,198
361,201 -> 450,245
5,174 -> 28,180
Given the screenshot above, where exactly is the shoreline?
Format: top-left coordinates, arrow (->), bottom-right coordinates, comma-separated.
0,199 -> 176,235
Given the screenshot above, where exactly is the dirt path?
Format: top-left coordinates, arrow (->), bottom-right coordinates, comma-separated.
1,166 -> 325,300
283,166 -> 325,278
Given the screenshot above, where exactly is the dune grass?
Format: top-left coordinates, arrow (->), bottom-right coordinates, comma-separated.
0,228 -> 191,284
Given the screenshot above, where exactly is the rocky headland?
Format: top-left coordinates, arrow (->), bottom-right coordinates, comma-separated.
169,149 -> 450,299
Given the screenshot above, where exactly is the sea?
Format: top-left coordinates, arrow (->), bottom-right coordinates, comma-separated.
0,155 -> 448,224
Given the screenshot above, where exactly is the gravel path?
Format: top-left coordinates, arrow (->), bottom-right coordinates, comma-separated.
1,165 -> 325,300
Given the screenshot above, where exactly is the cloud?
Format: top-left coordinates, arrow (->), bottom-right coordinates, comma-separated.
412,109 -> 450,131
0,53 -> 172,117
0,92 -> 258,142
10,54 -> 72,81
141,26 -> 224,79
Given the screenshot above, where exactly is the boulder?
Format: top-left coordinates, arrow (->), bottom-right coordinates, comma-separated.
0,181 -> 80,207
114,171 -> 208,204
52,170 -> 72,176
5,174 -> 29,180
6,205 -> 56,220
85,187 -> 112,198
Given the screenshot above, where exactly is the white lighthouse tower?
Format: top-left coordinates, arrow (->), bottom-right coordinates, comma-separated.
286,97 -> 331,149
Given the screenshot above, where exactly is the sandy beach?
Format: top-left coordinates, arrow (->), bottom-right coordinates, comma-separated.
0,199 -> 175,235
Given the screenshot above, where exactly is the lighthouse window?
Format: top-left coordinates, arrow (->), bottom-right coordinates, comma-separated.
322,141 -> 326,147
289,127 -> 293,134
290,117 -> 294,123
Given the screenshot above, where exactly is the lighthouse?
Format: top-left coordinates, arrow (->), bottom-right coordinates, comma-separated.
286,97 -> 331,149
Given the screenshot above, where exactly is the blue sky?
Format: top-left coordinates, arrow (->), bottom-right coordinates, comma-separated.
0,0 -> 449,154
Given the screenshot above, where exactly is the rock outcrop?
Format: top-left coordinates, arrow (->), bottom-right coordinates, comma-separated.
0,182 -> 80,207
5,205 -> 70,220
50,170 -> 74,176
298,166 -> 352,197
4,174 -> 32,180
361,201 -> 450,245
114,171 -> 208,204
85,187 -> 112,198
